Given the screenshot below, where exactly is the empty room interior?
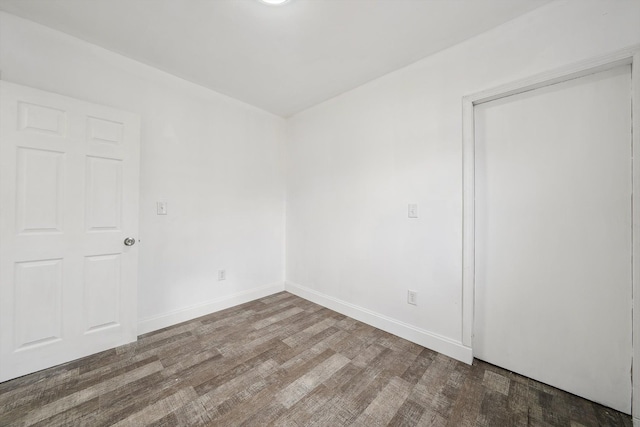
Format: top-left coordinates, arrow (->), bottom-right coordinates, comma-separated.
1,0 -> 640,425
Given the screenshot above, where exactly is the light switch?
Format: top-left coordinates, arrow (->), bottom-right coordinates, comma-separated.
157,201 -> 167,215
408,203 -> 418,218
407,290 -> 418,305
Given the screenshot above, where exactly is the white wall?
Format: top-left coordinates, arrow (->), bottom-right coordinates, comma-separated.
285,0 -> 640,362
0,12 -> 286,332
2,0 -> 640,362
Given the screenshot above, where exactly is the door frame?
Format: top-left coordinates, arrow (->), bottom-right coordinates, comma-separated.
461,45 -> 640,417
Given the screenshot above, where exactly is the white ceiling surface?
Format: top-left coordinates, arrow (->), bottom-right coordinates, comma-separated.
0,0 -> 553,117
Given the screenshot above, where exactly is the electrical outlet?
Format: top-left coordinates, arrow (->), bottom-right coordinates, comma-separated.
408,203 -> 418,218
218,270 -> 226,281
157,201 -> 168,215
407,290 -> 417,305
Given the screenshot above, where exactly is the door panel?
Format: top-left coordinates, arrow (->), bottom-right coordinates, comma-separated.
87,116 -> 124,145
16,148 -> 65,234
474,65 -> 632,413
85,156 -> 123,231
18,102 -> 66,136
0,81 -> 140,382
14,259 -> 63,350
83,254 -> 121,333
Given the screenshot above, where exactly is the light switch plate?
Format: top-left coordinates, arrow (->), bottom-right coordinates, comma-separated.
407,290 -> 418,305
157,201 -> 167,215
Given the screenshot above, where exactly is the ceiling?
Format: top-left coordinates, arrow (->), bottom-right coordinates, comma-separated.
0,0 -> 553,117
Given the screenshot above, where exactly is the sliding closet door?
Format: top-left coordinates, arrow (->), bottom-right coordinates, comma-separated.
474,65 -> 632,413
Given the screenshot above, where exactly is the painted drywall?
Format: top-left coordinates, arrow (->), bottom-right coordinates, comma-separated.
2,0 -> 639,375
0,12 -> 286,330
285,0 -> 640,361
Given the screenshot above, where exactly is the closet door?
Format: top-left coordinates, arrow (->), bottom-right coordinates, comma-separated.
474,65 -> 632,413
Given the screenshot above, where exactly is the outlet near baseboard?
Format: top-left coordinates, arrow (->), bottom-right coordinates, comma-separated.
407,290 -> 417,305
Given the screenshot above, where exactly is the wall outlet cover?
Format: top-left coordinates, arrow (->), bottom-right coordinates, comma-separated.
157,201 -> 168,215
407,290 -> 418,305
408,204 -> 418,218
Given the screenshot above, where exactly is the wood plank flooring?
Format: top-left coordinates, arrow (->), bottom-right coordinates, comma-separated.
0,292 -> 632,426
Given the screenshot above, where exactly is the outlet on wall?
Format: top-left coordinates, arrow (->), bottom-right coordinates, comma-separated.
408,203 -> 418,218
407,290 -> 417,305
157,201 -> 168,215
218,270 -> 226,281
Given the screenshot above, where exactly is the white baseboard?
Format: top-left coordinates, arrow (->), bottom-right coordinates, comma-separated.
285,281 -> 472,364
138,282 -> 285,335
634,417 -> 640,427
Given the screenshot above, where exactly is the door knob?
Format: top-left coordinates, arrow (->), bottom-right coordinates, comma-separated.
124,237 -> 136,246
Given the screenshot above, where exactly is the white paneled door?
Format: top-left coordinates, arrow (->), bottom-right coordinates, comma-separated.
474,66 -> 632,413
0,82 -> 140,382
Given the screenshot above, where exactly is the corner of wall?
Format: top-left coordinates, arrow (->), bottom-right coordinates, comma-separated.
138,282 -> 285,335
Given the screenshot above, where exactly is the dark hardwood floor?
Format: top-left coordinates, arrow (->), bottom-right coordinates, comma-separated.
0,292 -> 631,426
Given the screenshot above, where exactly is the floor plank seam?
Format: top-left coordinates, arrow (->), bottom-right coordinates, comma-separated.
0,292 -> 631,426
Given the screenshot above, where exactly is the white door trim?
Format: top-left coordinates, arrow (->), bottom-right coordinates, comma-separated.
461,44 -> 640,417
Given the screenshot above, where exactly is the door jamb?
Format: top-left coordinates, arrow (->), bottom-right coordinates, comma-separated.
461,44 -> 640,417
